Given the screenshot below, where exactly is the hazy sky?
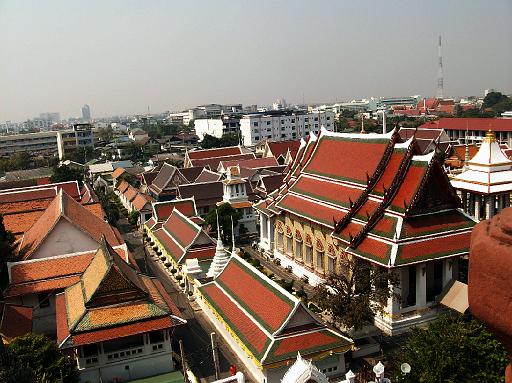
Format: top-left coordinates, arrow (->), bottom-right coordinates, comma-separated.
1,0 -> 511,121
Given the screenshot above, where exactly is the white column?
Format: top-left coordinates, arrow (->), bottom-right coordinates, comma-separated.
475,196 -> 481,220
442,259 -> 453,287
485,195 -> 493,219
416,264 -> 427,308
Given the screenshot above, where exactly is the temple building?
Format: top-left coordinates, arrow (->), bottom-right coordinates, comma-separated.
219,165 -> 257,235
195,255 -> 353,382
56,238 -> 186,382
255,128 -> 476,335
451,131 -> 512,220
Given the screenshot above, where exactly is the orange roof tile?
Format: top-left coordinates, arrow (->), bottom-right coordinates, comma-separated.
0,303 -> 32,342
111,167 -> 126,179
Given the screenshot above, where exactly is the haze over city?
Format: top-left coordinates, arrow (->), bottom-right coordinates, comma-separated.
1,0 -> 511,121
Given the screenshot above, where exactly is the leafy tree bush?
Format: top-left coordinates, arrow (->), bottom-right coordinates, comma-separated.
314,258 -> 399,330
50,165 -> 84,184
128,210 -> 140,226
393,314 -> 508,383
200,133 -> 239,149
204,203 -> 242,242
7,334 -> 79,383
0,338 -> 35,383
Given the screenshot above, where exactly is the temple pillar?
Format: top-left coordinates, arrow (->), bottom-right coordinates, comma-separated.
475,196 -> 481,220
462,193 -> 468,211
442,258 -> 453,287
485,195 -> 493,219
416,263 -> 427,308
468,194 -> 474,216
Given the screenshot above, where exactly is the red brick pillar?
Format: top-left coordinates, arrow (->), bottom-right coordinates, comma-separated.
469,207 -> 512,383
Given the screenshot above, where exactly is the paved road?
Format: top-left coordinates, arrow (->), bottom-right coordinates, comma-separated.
115,220 -> 249,381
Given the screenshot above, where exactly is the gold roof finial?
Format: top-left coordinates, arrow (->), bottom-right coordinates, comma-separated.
485,129 -> 495,143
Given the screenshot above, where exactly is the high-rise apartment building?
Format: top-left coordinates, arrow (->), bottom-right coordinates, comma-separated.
82,104 -> 91,121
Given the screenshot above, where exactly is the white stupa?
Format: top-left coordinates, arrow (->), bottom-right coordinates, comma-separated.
451,130 -> 512,220
281,353 -> 329,383
206,212 -> 231,278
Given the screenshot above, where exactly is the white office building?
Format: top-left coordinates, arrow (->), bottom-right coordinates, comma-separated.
240,110 -> 335,146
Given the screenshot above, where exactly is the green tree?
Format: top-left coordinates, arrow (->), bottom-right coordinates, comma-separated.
200,133 -> 239,149
394,314 -> 508,383
7,334 -> 79,383
128,210 -> 140,226
314,258 -> 399,330
204,203 -> 242,242
50,165 -> 84,184
8,152 -> 31,170
98,126 -> 114,143
0,338 -> 35,383
0,215 -> 15,289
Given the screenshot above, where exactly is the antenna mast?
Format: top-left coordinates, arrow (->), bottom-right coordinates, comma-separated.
436,35 -> 444,99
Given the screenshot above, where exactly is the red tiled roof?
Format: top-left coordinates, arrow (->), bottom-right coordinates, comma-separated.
0,303 -> 32,341
0,198 -> 54,215
178,182 -> 223,209
153,199 -> 197,221
153,228 -> 184,262
184,246 -> 216,261
395,231 -> 471,265
124,186 -> 138,202
190,153 -> 255,169
177,167 -> 205,183
389,161 -> 429,212
419,118 -> 512,132
117,180 -> 130,193
216,259 -> 294,332
200,283 -> 270,359
267,140 -> 301,159
290,175 -> 363,210
276,194 -> 345,227
400,210 -> 474,239
348,237 -> 393,264
219,157 -> 279,171
111,167 -> 126,179
303,135 -> 390,185
132,194 -> 151,211
372,150 -> 409,197
162,211 -> 199,249
0,188 -> 56,203
19,191 -> 123,258
194,169 -> 222,183
6,276 -> 82,297
187,146 -> 243,160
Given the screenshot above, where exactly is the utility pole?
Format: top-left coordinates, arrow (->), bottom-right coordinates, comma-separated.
179,339 -> 187,373
211,332 -> 220,380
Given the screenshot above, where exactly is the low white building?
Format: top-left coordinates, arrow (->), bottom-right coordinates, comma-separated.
240,110 -> 335,146
194,117 -> 241,140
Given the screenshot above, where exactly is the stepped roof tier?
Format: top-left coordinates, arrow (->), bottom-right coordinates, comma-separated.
56,238 -> 185,349
255,128 -> 475,268
151,209 -> 216,266
198,256 -> 352,367
451,131 -> 512,194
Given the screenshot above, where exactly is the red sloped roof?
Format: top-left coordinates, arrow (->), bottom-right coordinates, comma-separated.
0,188 -> 56,203
0,303 -> 32,341
395,231 -> 471,265
372,149 -> 409,196
183,246 -> 216,262
348,236 -> 393,265
276,194 -> 346,228
187,146 -> 243,160
400,210 -> 474,239
111,167 -> 126,179
153,199 -> 197,221
289,175 -> 364,210
153,228 -> 184,262
162,211 -> 199,249
304,135 -> 390,185
216,259 -> 294,333
132,194 -> 151,211
389,161 -> 429,212
419,118 -> 512,132
124,186 -> 138,202
19,191 -> 123,258
117,180 -> 130,193
219,156 -> 278,171
267,140 -> 302,159
199,283 -> 270,359
191,153 -> 255,169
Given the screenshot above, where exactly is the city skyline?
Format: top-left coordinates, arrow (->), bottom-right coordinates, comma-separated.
1,0 -> 511,122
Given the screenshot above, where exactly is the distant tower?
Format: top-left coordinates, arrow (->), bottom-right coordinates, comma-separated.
436,36 -> 444,99
82,104 -> 91,121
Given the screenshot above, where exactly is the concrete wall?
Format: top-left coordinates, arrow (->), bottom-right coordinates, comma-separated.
32,219 -> 99,259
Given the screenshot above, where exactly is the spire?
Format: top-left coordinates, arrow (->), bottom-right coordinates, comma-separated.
231,216 -> 236,257
207,210 -> 231,278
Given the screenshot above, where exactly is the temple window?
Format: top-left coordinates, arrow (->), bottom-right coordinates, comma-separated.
295,239 -> 302,259
286,235 -> 293,255
315,249 -> 324,271
327,255 -> 335,274
277,232 -> 284,249
305,244 -> 313,264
